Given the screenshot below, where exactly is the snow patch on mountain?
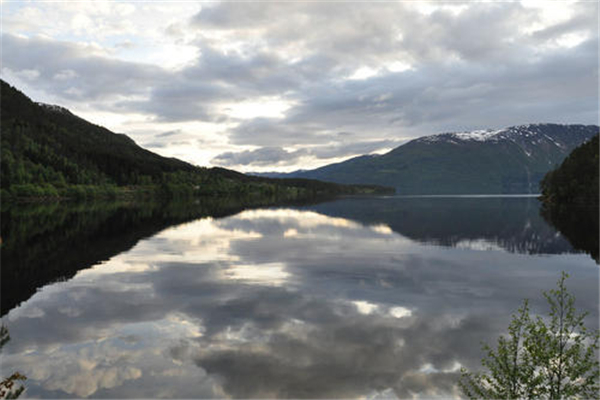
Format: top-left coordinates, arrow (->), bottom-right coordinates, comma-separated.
453,129 -> 504,141
416,123 -> 579,145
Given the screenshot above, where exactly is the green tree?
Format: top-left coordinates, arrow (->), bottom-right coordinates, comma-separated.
459,272 -> 599,399
0,326 -> 25,399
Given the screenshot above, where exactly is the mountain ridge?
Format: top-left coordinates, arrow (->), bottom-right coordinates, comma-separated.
253,123 -> 598,195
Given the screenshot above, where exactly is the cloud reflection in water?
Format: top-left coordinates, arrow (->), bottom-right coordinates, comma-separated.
3,206 -> 598,398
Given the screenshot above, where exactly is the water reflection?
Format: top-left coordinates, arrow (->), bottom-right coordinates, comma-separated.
540,204 -> 599,262
306,196 -> 587,255
1,200 -> 598,398
0,197 -> 318,315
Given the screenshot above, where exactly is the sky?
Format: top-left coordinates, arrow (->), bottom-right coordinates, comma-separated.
1,0 -> 598,172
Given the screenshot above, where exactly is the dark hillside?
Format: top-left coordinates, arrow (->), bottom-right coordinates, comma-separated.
540,134 -> 599,205
1,79 -> 198,188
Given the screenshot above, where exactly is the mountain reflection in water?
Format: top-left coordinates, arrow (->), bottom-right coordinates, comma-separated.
1,197 -> 598,399
306,196 -> 586,256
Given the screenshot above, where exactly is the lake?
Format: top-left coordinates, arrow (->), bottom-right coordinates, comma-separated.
1,196 -> 598,398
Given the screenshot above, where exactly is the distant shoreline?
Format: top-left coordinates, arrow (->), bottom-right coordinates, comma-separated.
387,194 -> 541,198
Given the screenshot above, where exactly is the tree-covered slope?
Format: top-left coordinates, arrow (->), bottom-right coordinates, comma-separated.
1,80 -> 198,188
285,124 -> 598,194
0,80 -> 392,199
540,134 -> 599,205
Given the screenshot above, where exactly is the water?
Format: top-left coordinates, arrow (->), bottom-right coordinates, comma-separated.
1,196 -> 598,398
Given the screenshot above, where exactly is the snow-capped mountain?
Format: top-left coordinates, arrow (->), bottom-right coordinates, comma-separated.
415,124 -> 594,159
276,124 -> 598,194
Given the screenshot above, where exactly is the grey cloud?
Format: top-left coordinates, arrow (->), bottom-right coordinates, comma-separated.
123,44 -> 302,122
403,3 -> 537,63
142,141 -> 168,148
211,139 -> 403,168
228,35 -> 597,146
228,117 -> 325,146
309,139 -> 403,159
193,2 -> 277,30
195,1 -> 597,145
530,2 -> 598,43
155,129 -> 182,138
143,128 -> 194,148
193,2 -> 536,65
211,147 -> 307,167
193,3 -> 408,67
122,79 -> 226,123
1,34 -> 167,102
183,45 -> 302,96
143,140 -> 192,149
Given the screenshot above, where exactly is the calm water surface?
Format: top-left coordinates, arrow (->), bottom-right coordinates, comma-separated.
1,196 -> 598,398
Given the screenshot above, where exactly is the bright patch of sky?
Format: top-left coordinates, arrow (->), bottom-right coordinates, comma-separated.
220,98 -> 293,120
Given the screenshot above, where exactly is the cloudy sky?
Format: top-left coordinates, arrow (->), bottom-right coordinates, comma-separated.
1,1 -> 598,172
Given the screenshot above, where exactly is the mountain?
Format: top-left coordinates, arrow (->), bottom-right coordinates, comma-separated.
1,80 -> 197,187
0,80 -> 392,199
540,134 -> 599,205
267,124 -> 598,194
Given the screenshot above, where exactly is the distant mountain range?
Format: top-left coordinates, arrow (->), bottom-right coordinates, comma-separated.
254,124 -> 598,194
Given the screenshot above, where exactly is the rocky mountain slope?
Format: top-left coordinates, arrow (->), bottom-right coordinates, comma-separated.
270,124 -> 598,194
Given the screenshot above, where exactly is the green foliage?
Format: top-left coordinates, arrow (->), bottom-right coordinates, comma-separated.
459,272 -> 599,399
9,183 -> 59,199
0,326 -> 26,399
540,134 -> 599,206
0,80 -> 197,190
459,302 -> 535,399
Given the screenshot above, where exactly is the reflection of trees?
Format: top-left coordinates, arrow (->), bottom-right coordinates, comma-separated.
0,326 -> 25,399
0,196 -> 325,316
540,204 -> 599,263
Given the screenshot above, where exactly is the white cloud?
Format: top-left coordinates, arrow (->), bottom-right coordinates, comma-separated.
221,97 -> 293,120
555,31 -> 590,49
14,68 -> 40,80
53,69 -> 78,81
348,66 -> 380,81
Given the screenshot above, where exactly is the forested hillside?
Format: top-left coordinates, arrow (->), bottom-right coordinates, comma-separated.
540,134 -> 599,205
0,80 -> 392,200
1,80 -> 199,187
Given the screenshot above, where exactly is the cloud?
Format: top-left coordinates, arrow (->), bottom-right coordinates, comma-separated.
1,33 -> 167,103
1,1 -> 597,170
155,129 -> 182,138
211,139 -> 404,168
211,147 -> 307,167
